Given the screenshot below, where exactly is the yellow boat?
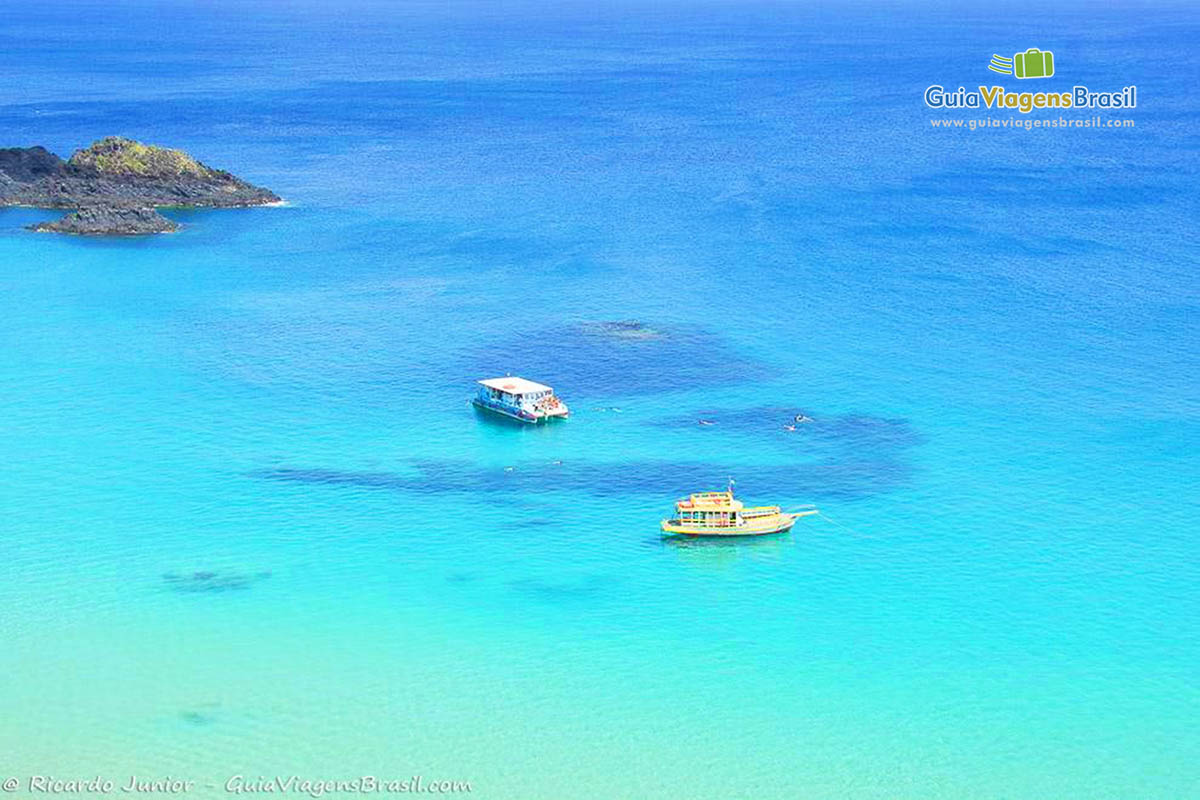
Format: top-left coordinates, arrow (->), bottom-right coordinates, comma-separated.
660,488 -> 817,537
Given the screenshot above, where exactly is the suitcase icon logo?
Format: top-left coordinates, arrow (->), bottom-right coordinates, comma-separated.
988,48 -> 1055,79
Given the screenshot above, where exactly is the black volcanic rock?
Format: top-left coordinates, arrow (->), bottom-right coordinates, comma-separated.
1,137 -> 279,234
32,205 -> 178,235
0,146 -> 65,183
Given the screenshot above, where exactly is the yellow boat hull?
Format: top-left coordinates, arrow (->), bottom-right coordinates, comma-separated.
660,510 -> 815,537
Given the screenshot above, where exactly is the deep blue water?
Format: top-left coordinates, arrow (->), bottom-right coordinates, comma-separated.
1,1 -> 1197,798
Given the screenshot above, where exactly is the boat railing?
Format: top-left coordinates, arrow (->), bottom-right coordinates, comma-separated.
688,492 -> 734,504
740,505 -> 783,517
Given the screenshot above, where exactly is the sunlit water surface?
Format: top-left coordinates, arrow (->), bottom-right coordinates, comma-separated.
0,2 -> 1197,797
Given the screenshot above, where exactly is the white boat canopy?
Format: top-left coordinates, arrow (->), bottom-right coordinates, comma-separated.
477,377 -> 553,395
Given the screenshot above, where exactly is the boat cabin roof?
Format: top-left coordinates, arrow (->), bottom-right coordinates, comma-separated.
478,377 -> 553,395
676,490 -> 744,512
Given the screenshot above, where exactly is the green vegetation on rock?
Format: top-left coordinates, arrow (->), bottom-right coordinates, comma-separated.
68,136 -> 219,179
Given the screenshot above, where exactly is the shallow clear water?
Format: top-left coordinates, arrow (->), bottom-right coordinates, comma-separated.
1,1 -> 1197,797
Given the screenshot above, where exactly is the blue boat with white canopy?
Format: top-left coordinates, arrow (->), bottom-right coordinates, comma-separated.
472,376 -> 569,423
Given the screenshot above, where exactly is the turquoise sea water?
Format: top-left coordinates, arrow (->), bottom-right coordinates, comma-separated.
1,1 -> 1198,797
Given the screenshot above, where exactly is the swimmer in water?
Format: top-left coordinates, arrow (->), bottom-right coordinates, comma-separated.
794,413 -> 814,424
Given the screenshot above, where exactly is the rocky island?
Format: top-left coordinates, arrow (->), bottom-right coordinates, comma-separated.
0,137 -> 280,235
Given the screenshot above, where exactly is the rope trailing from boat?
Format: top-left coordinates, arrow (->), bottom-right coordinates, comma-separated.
815,511 -> 878,540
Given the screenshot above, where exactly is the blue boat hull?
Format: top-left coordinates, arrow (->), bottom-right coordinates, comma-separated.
472,397 -> 563,424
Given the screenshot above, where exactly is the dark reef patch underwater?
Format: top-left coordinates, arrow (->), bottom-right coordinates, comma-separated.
253,407 -> 921,502
178,709 -> 217,727
507,573 -> 611,603
459,320 -> 770,397
253,449 -> 914,502
162,570 -> 271,593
